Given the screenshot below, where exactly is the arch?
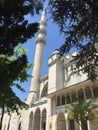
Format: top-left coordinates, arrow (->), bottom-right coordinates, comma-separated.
57,112 -> 66,130
42,109 -> 47,130
34,108 -> 41,130
42,108 -> 46,114
41,82 -> 48,98
28,112 -> 33,130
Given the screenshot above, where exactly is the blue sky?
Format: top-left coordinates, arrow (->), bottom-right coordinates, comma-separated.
13,10 -> 65,101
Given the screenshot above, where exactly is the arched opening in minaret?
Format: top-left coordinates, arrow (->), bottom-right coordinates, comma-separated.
41,82 -> 48,98
57,112 -> 66,130
34,108 -> 41,130
42,109 -> 47,130
28,112 -> 33,130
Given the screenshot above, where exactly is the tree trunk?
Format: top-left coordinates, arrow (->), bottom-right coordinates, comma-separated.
0,106 -> 4,130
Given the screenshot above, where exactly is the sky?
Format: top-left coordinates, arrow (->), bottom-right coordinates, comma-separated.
14,9 -> 65,102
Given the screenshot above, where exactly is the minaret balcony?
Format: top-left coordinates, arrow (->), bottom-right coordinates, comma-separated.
38,29 -> 47,35
36,37 -> 46,44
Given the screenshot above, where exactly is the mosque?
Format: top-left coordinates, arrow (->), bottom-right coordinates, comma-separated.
1,9 -> 98,130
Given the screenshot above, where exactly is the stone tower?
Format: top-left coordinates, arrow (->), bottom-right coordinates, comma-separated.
26,8 -> 47,105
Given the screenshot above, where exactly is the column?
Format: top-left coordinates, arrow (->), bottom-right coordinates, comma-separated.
70,93 -> 72,103
40,113 -> 42,130
87,120 -> 90,130
65,113 -> 68,130
90,87 -> 94,98
60,95 -> 62,106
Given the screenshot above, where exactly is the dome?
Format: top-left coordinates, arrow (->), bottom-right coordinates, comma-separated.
52,50 -> 60,55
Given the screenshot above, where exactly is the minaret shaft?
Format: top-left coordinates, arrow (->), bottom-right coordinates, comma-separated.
30,42 -> 44,92
26,8 -> 46,105
31,42 -> 44,89
28,42 -> 44,103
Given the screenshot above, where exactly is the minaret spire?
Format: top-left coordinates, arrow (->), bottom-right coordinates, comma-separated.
36,7 -> 46,44
26,8 -> 47,105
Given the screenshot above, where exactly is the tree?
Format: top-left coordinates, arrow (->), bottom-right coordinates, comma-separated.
0,0 -> 44,129
0,0 -> 43,105
48,0 -> 98,80
65,98 -> 98,130
0,44 -> 32,130
0,0 -> 43,55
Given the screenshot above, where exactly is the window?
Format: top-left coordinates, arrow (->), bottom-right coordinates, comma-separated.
71,92 -> 77,103
93,86 -> 98,98
85,87 -> 92,99
78,89 -> 84,99
57,96 -> 60,106
66,95 -> 70,104
62,96 -> 65,105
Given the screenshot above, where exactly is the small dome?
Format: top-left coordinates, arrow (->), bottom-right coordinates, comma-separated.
52,50 -> 60,55
72,51 -> 79,56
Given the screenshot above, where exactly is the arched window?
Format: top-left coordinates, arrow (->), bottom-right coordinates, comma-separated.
42,109 -> 47,130
34,108 -> 41,130
57,113 -> 66,130
28,112 -> 33,130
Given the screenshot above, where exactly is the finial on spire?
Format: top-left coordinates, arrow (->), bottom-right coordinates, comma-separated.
40,7 -> 46,23
36,7 -> 47,44
43,7 -> 46,15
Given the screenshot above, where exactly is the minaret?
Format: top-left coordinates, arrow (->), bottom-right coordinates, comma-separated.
26,8 -> 47,105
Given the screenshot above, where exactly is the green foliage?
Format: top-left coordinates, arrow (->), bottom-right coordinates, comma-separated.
0,44 -> 31,111
0,0 -> 43,56
65,98 -> 98,125
0,1 -> 44,129
71,44 -> 98,80
0,0 -> 44,113
48,0 -> 98,80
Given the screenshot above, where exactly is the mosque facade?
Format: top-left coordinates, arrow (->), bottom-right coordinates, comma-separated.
1,9 -> 98,130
